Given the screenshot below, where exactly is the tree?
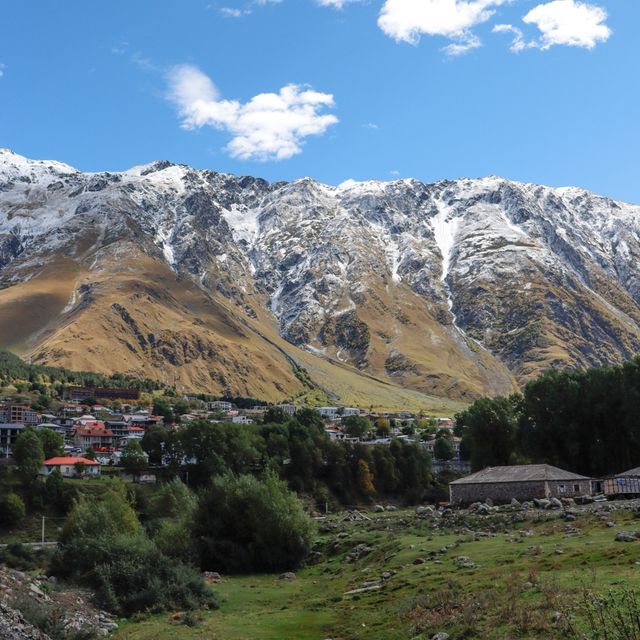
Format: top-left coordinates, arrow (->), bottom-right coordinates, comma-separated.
194,472 -> 315,573
120,440 -> 148,477
37,428 -> 64,459
55,487 -> 213,616
0,492 -> 26,526
141,425 -> 168,465
172,398 -> 190,420
433,436 -> 455,461
342,415 -> 370,439
356,459 -> 375,496
153,397 -> 175,423
263,407 -> 289,424
13,426 -> 45,484
375,417 -> 391,438
459,395 -> 521,471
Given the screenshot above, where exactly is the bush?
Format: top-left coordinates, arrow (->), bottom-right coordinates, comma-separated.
54,488 -> 216,616
0,492 -> 26,525
194,472 -> 315,573
0,543 -> 40,570
92,535 -> 216,615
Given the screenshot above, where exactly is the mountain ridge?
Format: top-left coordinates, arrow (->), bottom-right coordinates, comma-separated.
1,149 -> 639,407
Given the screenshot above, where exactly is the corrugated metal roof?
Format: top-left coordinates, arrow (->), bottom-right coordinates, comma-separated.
450,464 -> 590,484
616,466 -> 640,478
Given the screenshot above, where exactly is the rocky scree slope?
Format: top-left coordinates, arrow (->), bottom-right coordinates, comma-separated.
1,148 -> 639,401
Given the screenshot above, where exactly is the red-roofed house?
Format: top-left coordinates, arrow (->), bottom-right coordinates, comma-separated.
40,457 -> 101,478
73,422 -> 114,450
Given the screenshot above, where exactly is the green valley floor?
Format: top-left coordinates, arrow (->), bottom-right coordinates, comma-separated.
113,505 -> 640,640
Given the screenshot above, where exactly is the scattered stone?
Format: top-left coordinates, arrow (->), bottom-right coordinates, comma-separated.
373,505 -> 385,513
413,558 -> 426,565
431,633 -> 450,640
279,572 -> 296,580
616,532 -> 639,542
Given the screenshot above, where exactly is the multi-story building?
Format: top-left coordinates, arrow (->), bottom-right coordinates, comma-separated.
0,423 -> 25,455
0,405 -> 40,425
73,422 -> 114,451
209,401 -> 233,412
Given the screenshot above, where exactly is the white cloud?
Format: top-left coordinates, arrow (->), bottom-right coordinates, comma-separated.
0,64 -> 5,78
492,23 -> 534,52
378,0 -> 509,54
495,0 -> 611,52
316,0 -> 362,8
167,65 -> 338,161
522,0 -> 611,49
220,7 -> 251,17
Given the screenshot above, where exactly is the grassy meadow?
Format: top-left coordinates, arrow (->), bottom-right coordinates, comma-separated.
112,506 -> 640,640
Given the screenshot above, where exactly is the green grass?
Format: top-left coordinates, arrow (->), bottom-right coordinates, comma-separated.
112,508 -> 640,640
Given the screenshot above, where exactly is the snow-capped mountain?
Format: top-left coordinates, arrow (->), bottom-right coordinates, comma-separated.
2,147 -> 640,403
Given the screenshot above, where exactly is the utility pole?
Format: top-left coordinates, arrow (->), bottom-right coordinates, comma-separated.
41,516 -> 45,544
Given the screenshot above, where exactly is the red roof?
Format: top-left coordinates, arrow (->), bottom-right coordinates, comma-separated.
44,457 -> 100,466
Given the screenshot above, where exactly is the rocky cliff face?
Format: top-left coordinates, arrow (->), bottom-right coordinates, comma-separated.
1,148 -> 639,402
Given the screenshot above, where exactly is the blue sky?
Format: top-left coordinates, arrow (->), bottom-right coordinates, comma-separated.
1,0 -> 638,202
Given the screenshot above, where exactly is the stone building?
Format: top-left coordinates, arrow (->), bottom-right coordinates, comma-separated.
449,464 -> 591,505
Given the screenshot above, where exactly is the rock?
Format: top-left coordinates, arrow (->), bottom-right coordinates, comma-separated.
551,611 -> 563,623
522,581 -> 535,590
615,532 -> 639,542
416,505 -> 434,516
548,497 -> 563,509
279,572 -> 296,580
373,505 -> 385,513
385,505 -> 398,511
485,498 -> 494,507
453,556 -> 475,569
534,498 -> 551,509
476,503 -> 491,516
413,558 -> 426,565
510,498 -> 521,508
431,633 -> 450,640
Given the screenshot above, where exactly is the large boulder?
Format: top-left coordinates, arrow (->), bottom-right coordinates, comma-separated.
615,532 -> 639,542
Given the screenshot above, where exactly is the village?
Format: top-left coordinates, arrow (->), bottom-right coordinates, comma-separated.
2,385 -> 640,506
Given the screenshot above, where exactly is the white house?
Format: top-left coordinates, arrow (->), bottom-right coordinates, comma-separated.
232,415 -> 254,425
40,456 -> 101,478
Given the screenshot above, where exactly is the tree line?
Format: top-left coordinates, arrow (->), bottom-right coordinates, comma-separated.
141,407 -> 434,506
457,357 -> 640,477
0,349 -> 163,392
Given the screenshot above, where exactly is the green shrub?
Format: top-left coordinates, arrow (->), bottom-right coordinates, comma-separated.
54,488 -> 216,616
0,492 -> 26,525
194,471 -> 315,573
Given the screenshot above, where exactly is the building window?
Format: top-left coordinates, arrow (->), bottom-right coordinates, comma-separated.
558,484 -> 566,494
574,484 -> 580,493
